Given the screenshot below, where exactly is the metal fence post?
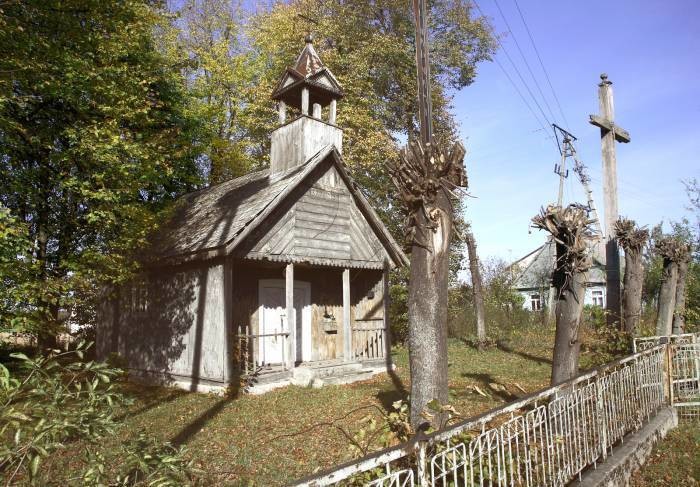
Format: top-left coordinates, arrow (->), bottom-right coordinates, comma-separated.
660,338 -> 673,406
595,375 -> 607,461
414,424 -> 430,487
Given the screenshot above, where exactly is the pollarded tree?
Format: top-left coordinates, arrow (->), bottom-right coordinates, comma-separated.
390,138 -> 466,427
672,245 -> 692,334
532,204 -> 594,385
654,236 -> 689,335
614,218 -> 649,334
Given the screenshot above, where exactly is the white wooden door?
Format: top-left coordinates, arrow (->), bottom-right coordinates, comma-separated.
259,283 -> 286,365
258,280 -> 311,365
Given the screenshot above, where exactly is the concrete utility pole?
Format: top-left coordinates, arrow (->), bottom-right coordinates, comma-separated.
546,132 -> 570,324
589,73 -> 631,328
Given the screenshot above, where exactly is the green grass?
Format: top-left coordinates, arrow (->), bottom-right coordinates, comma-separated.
631,423 -> 700,486
40,326 -> 555,486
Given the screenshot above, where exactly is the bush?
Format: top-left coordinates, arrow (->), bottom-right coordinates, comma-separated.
388,268 -> 409,345
0,342 -> 197,485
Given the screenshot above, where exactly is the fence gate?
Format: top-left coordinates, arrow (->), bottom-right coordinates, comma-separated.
670,342 -> 700,421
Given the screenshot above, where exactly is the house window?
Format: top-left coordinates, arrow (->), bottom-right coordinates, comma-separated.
592,290 -> 604,307
530,293 -> 542,311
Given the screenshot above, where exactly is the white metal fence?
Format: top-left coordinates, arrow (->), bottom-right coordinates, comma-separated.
292,335 -> 700,487
632,332 -> 698,352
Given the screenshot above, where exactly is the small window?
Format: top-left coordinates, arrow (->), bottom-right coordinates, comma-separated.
530,293 -> 542,311
131,279 -> 148,313
592,290 -> 604,307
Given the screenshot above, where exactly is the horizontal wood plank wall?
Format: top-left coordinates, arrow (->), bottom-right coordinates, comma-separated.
244,164 -> 389,267
351,270 -> 385,361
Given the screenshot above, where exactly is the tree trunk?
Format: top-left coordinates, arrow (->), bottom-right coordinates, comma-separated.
621,248 -> 644,334
465,227 -> 486,347
656,258 -> 678,336
672,258 -> 689,334
550,242 -> 586,385
35,200 -> 58,352
408,189 -> 452,428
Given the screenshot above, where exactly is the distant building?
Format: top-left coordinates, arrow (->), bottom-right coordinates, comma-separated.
511,240 -> 607,311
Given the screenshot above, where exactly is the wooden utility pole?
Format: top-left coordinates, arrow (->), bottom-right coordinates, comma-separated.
390,0 -> 467,428
465,226 -> 486,347
546,126 -> 571,324
589,74 -> 631,328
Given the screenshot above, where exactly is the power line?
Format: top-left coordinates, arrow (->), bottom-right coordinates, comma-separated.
472,0 -> 554,144
492,56 -> 549,133
511,0 -> 571,130
492,0 -> 557,125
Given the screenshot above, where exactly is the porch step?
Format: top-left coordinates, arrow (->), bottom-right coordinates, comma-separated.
306,361 -> 363,378
246,367 -> 291,386
321,370 -> 375,386
291,361 -> 373,387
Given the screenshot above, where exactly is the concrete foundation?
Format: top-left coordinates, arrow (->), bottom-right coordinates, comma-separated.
578,407 -> 678,487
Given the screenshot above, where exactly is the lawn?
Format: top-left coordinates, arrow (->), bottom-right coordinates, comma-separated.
41,326 -> 555,486
631,422 -> 700,486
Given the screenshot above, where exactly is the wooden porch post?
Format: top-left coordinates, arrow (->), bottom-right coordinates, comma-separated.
286,262 -> 295,369
343,268 -> 352,361
383,266 -> 392,361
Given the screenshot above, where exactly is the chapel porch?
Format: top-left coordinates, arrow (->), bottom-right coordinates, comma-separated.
229,259 -> 391,393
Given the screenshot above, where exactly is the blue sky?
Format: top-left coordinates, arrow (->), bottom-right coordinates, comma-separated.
454,0 -> 700,264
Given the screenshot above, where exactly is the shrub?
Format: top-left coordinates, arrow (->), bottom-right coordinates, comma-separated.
0,342 -> 198,485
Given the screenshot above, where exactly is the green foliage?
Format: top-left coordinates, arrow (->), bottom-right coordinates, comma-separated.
81,433 -> 198,486
0,342 -> 125,484
0,342 -> 197,485
579,306 -> 631,368
0,0 -> 203,336
174,0 -> 262,183
347,400 -> 411,459
389,267 -> 410,344
448,257 -> 539,342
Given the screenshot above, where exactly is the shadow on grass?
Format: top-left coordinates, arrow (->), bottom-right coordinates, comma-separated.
170,396 -> 236,447
169,377 -> 243,448
495,341 -> 552,366
115,386 -> 188,422
376,350 -> 409,413
461,372 -> 519,402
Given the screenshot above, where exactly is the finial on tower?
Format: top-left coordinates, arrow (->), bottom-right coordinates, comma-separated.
270,37 -> 343,122
599,73 -> 612,86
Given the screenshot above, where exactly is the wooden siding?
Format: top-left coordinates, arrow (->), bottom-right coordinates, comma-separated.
247,165 -> 389,267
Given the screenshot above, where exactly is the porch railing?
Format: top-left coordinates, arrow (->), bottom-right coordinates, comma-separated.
352,320 -> 386,362
233,323 -> 289,375
292,340 -> 679,487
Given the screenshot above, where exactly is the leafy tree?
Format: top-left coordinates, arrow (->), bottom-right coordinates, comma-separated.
174,0 -> 261,183
0,0 -> 203,341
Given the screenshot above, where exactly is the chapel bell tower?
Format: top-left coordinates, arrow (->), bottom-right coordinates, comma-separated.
269,35 -> 344,174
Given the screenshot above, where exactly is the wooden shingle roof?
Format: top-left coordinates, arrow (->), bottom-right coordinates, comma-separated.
149,146 -> 407,268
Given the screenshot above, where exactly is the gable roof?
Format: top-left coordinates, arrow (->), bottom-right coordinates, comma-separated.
149,146 -> 407,268
511,239 -> 607,290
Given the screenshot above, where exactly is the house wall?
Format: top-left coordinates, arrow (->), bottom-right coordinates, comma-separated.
231,261 -> 383,364
517,284 -> 607,311
97,259 -> 228,391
